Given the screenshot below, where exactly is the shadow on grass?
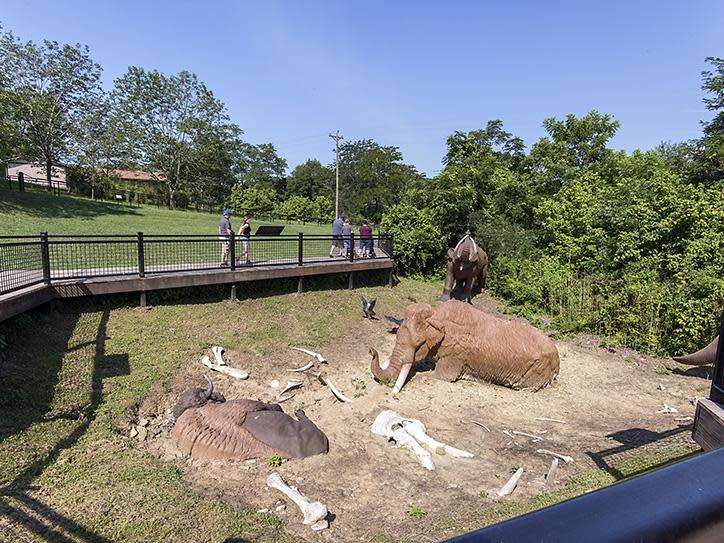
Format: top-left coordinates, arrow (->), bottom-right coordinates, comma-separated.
0,188 -> 142,221
0,307 -> 128,542
672,365 -> 713,379
586,425 -> 698,480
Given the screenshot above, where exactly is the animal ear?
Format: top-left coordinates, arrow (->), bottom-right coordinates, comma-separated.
425,317 -> 445,348
447,248 -> 455,260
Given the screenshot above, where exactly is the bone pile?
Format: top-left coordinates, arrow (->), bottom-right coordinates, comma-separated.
371,410 -> 473,470
267,472 -> 328,530
200,346 -> 249,380
287,348 -> 352,403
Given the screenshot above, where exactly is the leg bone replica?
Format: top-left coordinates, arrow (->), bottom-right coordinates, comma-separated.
371,410 -> 473,470
211,345 -> 227,366
267,472 -> 328,526
201,354 -> 249,380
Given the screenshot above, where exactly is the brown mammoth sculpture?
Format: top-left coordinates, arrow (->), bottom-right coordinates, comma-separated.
441,232 -> 489,303
171,381 -> 328,461
673,335 -> 720,366
370,300 -> 559,394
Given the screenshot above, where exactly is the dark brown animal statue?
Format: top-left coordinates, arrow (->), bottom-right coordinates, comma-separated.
673,336 -> 720,366
441,232 -> 489,303
172,375 -> 225,419
370,300 -> 560,394
171,383 -> 328,461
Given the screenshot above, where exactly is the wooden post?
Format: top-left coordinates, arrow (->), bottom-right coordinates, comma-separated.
388,269 -> 394,288
297,276 -> 303,295
230,284 -> 237,301
140,291 -> 147,307
348,271 -> 354,290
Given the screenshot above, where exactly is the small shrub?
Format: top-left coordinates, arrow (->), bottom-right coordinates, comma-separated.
406,504 -> 427,519
655,366 -> 672,376
266,454 -> 282,468
510,464 -> 522,474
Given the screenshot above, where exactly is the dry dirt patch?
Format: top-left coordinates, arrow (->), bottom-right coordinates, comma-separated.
136,298 -> 707,542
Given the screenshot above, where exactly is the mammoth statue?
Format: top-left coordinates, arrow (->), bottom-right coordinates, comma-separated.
673,335 -> 720,366
171,379 -> 328,461
441,232 -> 489,303
369,300 -> 560,394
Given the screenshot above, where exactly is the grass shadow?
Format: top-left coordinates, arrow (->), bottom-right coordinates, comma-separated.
0,188 -> 142,221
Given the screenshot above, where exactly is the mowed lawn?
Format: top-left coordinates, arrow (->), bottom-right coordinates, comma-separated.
0,187 -> 332,237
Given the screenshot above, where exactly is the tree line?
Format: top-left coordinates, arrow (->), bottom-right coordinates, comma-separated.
0,25 -> 722,355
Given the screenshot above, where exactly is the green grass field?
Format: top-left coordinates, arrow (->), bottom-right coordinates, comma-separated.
0,187 -> 332,237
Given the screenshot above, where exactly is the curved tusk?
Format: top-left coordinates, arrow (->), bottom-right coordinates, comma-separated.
288,361 -> 314,372
392,363 -> 412,394
291,347 -> 327,364
203,375 -> 213,399
317,374 -> 352,402
276,393 -> 296,403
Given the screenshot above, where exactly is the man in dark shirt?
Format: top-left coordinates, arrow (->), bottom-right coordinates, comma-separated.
219,210 -> 233,266
359,221 -> 373,257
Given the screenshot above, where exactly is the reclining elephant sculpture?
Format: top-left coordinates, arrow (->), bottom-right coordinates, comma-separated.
441,232 -> 489,303
370,300 -> 559,394
673,335 -> 720,366
171,381 -> 329,461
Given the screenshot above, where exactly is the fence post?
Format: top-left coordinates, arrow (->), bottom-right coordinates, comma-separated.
137,232 -> 145,278
298,233 -> 304,266
229,234 -> 236,271
349,232 -> 355,262
40,231 -> 51,285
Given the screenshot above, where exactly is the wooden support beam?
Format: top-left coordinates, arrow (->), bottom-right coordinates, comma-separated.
388,270 -> 394,288
230,284 -> 237,301
297,276 -> 303,295
348,272 -> 354,290
140,291 -> 147,307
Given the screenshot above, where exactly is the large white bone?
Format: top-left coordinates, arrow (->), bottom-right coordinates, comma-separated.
276,380 -> 303,402
211,345 -> 227,366
201,355 -> 249,380
536,448 -> 574,463
287,361 -> 314,372
371,410 -> 473,470
497,467 -> 524,497
317,373 -> 352,403
266,472 -> 328,525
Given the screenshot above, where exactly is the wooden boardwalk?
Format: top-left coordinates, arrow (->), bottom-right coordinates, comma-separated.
0,256 -> 394,322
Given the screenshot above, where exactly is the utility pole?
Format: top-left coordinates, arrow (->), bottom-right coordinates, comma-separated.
329,130 -> 344,218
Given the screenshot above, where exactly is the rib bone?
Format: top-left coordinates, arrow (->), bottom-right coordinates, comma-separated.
211,345 -> 227,366
276,380 -> 303,402
317,373 -> 352,403
545,458 -> 559,485
291,347 -> 327,364
536,448 -> 574,463
497,467 -> 524,497
287,361 -> 314,372
267,472 -> 328,525
535,417 -> 566,424
512,430 -> 544,442
201,355 -> 249,380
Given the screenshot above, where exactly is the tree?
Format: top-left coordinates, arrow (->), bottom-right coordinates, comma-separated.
338,139 -> 421,221
286,159 -> 334,199
694,56 -> 724,184
274,195 -> 318,220
0,29 -> 102,187
238,142 -> 287,194
229,184 -> 278,216
110,67 -> 238,207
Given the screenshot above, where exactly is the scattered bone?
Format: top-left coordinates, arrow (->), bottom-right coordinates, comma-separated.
211,345 -> 227,366
276,380 -> 303,402
512,430 -> 544,442
288,361 -> 315,372
657,384 -> 665,391
200,355 -> 249,380
545,458 -> 559,485
657,404 -> 679,414
536,448 -> 574,463
534,417 -> 567,424
675,416 -> 694,423
497,467 -> 524,497
317,373 -> 353,403
270,380 -> 280,389
371,410 -> 473,470
311,520 -> 329,531
267,472 -> 328,525
467,420 -> 491,432
275,504 -> 286,512
291,347 -> 327,364
502,430 -> 515,439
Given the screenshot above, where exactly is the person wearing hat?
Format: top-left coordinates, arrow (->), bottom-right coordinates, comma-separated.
329,214 -> 345,257
219,209 -> 233,267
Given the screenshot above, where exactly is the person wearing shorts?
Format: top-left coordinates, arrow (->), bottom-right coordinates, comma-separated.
219,210 -> 233,266
237,216 -> 251,265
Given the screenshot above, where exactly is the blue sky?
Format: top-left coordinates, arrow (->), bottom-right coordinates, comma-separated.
2,1 -> 722,176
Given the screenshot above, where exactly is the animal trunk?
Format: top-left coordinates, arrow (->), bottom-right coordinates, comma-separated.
673,336 -> 719,366
370,340 -> 414,393
369,347 -> 399,382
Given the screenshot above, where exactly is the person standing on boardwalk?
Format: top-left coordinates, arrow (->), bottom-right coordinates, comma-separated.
359,220 -> 373,257
329,214 -> 345,257
219,210 -> 233,267
341,217 -> 353,258
237,216 -> 251,265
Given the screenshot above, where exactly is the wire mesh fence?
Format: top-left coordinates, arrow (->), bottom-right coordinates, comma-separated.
0,237 -> 44,294
0,233 -> 393,295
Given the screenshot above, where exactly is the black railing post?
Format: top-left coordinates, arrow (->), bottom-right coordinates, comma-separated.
137,232 -> 145,278
229,233 -> 236,271
40,231 -> 51,285
349,232 -> 355,262
298,233 -> 304,266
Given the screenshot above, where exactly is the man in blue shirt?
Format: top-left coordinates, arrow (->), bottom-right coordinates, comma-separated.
219,210 -> 233,266
329,214 -> 345,257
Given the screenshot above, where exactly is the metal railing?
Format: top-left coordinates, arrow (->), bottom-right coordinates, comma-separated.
0,232 -> 394,295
